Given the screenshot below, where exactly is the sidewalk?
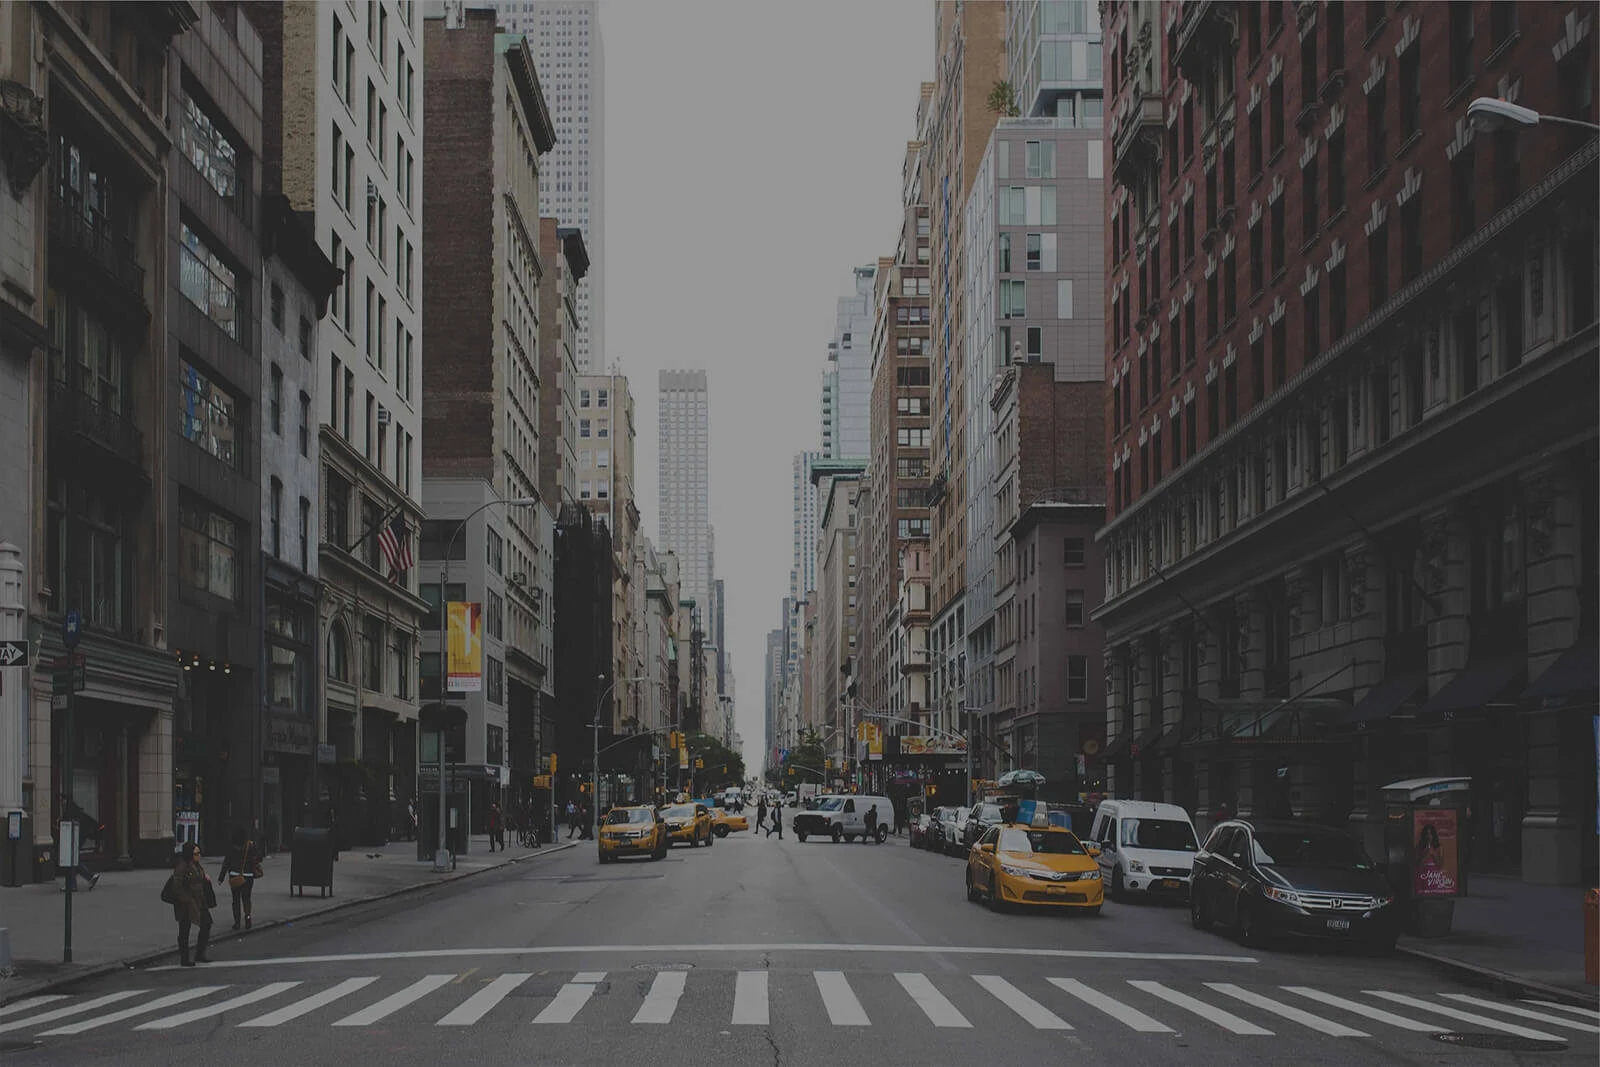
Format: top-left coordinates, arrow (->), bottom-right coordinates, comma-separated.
1397,875 -> 1598,1007
0,833 -> 576,1005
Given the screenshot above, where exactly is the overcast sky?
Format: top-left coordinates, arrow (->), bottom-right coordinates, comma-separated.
600,0 -> 935,768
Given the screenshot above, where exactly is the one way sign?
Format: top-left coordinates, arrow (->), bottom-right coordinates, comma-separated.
0,641 -> 28,667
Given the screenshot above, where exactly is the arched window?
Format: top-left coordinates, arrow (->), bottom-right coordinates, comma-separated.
327,621 -> 349,682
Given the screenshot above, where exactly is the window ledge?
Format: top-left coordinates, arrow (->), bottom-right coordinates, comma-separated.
1268,144 -> 1287,167
1325,205 -> 1349,229
1397,130 -> 1422,159
1485,33 -> 1521,70
1363,163 -> 1390,191
1444,76 -> 1478,111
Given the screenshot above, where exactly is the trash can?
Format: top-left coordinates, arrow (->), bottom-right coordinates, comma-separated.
1585,889 -> 1598,986
289,826 -> 335,898
1382,776 -> 1471,938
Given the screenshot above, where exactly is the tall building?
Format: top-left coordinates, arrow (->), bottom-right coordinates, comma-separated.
492,0 -> 605,371
248,0 -> 428,847
1007,0 -> 1105,121
536,222 -> 587,511
790,451 -> 821,602
764,627 -> 785,761
419,10 -> 556,826
658,369 -> 710,609
576,372 -> 639,728
1101,1 -> 1597,885
812,461 -> 866,772
822,266 -> 876,461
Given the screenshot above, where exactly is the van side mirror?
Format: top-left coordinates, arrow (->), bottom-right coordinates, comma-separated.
979,843 -> 996,854
1086,844 -> 1102,858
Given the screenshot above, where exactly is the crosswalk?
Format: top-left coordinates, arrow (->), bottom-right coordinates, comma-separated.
0,969 -> 1592,1045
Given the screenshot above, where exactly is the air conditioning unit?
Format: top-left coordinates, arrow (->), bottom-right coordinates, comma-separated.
376,405 -> 391,425
510,572 -> 528,586
367,177 -> 379,203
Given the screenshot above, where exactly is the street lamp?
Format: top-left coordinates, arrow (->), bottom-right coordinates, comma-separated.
592,673 -> 647,840
1467,96 -> 1600,134
433,495 -> 539,873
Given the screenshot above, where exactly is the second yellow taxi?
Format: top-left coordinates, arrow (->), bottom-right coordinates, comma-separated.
662,802 -> 715,847
711,808 -> 749,838
965,809 -> 1104,913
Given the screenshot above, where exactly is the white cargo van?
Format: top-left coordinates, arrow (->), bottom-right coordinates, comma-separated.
1089,800 -> 1200,901
792,794 -> 893,843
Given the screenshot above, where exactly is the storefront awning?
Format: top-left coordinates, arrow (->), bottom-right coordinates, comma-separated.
1523,642 -> 1599,705
1344,673 -> 1427,726
1418,658 -> 1525,718
1128,722 -> 1165,759
1100,729 -> 1136,762
1148,723 -> 1187,754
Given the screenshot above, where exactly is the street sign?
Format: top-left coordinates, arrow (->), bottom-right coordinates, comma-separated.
0,640 -> 27,667
62,610 -> 81,651
52,666 -> 85,695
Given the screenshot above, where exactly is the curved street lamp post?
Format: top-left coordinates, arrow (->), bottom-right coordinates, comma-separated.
592,674 -> 648,840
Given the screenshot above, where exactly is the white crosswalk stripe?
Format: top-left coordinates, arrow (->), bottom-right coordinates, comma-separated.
0,991 -> 146,1034
731,970 -> 769,1025
1363,990 -> 1568,1042
0,996 -> 68,1021
1128,980 -> 1273,1035
814,970 -> 870,1026
239,977 -> 379,1027
1438,994 -> 1600,1035
1048,977 -> 1173,1033
895,972 -> 970,1028
437,974 -> 532,1026
533,973 -> 603,1024
136,983 -> 301,1031
332,974 -> 455,1027
972,975 -> 1073,1030
39,988 -> 227,1036
1282,987 -> 1451,1032
1204,983 -> 1369,1037
1529,999 -> 1600,1021
632,970 -> 687,1024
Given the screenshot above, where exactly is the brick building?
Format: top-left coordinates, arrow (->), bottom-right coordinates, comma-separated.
1099,1 -> 1597,885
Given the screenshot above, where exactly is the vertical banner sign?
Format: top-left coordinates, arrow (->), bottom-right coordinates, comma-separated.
678,745 -> 689,770
1412,808 -> 1460,897
867,723 -> 884,762
446,602 -> 483,692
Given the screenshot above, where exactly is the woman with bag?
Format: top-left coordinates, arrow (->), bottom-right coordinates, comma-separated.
218,828 -> 264,931
162,841 -> 213,966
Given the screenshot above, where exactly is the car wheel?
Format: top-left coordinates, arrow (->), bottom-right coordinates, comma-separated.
1235,899 -> 1267,947
796,832 -> 807,842
706,830 -> 714,847
714,825 -> 729,838
689,833 -> 699,848
965,869 -> 981,903
1190,885 -> 1213,930
598,852 -> 610,865
1366,931 -> 1399,955
1111,867 -> 1126,902
831,826 -> 843,844
987,873 -> 1008,913
876,827 -> 888,844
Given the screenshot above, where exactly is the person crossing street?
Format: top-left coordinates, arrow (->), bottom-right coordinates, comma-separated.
765,798 -> 783,839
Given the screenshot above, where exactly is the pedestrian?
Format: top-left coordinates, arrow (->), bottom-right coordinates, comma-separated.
406,799 -> 417,842
57,793 -> 100,890
217,827 -> 263,931
488,803 -> 504,852
894,803 -> 906,837
755,796 -> 768,833
864,804 -> 879,844
162,841 -> 213,966
766,799 -> 783,839
566,800 -> 579,839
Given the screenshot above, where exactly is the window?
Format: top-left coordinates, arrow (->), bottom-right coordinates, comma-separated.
299,391 -> 311,455
269,477 -> 282,558
327,623 -> 349,683
1328,129 -> 1346,216
179,500 -> 238,601
1400,42 -> 1421,137
1249,101 -> 1263,176
1452,144 -> 1476,242
1270,197 -> 1285,275
998,232 -> 1011,273
486,527 -> 503,574
1026,326 -> 1043,360
1329,263 -> 1347,342
179,91 -> 240,202
1302,157 -> 1319,243
1067,655 -> 1089,701
1250,220 -> 1265,294
269,284 -> 285,331
1368,224 -> 1389,310
1327,0 -> 1345,70
1025,139 -> 1056,178
897,428 -> 930,448
362,614 -> 384,691
393,631 -> 411,699
269,363 -> 283,434
1368,76 -> 1387,178
1449,2 -> 1474,87
579,418 -> 591,438
1002,278 -> 1027,318
486,590 -> 504,641
299,497 -> 311,571
325,470 -> 350,547
420,520 -> 469,561
1401,192 -> 1423,282
1065,590 -> 1086,627
1269,76 -> 1284,154
179,223 -> 239,340
1496,275 -> 1523,373
178,358 -> 240,467
896,457 -> 930,478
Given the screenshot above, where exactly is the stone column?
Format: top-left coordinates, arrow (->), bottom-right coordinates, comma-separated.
1105,646 -> 1126,796
0,544 -> 26,815
1237,590 -> 1265,698
115,725 -> 131,866
1158,626 -> 1184,802
1422,507 -> 1469,699
1345,537 -> 1388,856
1132,637 -> 1157,799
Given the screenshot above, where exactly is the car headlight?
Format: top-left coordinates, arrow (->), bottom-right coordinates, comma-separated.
1081,869 -> 1101,880
1127,859 -> 1146,873
1000,864 -> 1033,878
1263,886 -> 1301,906
1372,894 -> 1394,908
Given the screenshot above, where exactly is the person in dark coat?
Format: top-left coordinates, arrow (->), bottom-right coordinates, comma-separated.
863,804 -> 879,844
755,796 -> 768,833
487,803 -> 504,852
765,800 -> 784,839
164,841 -> 213,966
217,827 -> 263,931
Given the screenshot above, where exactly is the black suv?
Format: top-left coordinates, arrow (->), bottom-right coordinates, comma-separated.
1190,819 -> 1399,951
961,802 -> 1010,851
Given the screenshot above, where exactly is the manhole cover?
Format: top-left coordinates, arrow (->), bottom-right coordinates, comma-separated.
1433,1031 -> 1568,1052
0,1041 -> 38,1054
632,962 -> 694,972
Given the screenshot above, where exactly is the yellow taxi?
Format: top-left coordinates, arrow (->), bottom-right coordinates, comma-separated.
662,803 -> 715,848
965,808 -> 1104,914
711,808 -> 749,838
598,806 -> 669,863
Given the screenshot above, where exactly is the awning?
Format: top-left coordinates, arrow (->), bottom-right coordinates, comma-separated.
1523,642 -> 1599,705
1418,658 -> 1525,717
1130,722 -> 1166,759
1344,674 -> 1427,726
1148,723 -> 1187,754
1100,729 -> 1136,762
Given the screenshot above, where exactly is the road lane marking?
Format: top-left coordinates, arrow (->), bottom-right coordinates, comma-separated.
896,973 -> 970,1028
136,983 -> 301,1030
1363,991 -> 1567,1043
332,974 -> 455,1027
972,975 -> 1072,1030
39,988 -> 226,1036
731,971 -> 768,1025
533,975 -> 603,1024
814,971 -> 870,1026
1128,980 -> 1272,1035
436,973 -> 532,1026
632,970 -> 688,1024
1439,994 -> 1599,1034
1047,977 -> 1172,1033
1282,987 -> 1448,1032
152,943 -> 1258,970
1204,983 -> 1369,1037
239,977 -> 379,1027
1528,1000 -> 1600,1021
0,991 -> 146,1034
0,996 -> 67,1020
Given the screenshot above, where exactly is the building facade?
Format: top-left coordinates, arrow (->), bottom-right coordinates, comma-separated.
576,371 -> 639,729
812,461 -> 865,774
657,369 -> 710,609
1100,0 -> 1597,885
822,266 -> 876,462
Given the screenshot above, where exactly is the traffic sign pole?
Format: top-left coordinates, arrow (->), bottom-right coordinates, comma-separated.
61,610 -> 80,964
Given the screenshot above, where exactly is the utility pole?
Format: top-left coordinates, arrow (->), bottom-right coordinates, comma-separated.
60,609 -> 81,963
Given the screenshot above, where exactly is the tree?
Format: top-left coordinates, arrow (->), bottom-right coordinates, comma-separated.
987,79 -> 1020,118
781,726 -> 828,782
685,732 -> 745,792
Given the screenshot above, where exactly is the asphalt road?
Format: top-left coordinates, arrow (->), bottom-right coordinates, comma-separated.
1,828 -> 1594,1065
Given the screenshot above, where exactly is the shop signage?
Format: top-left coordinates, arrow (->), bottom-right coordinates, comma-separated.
900,735 -> 967,756
316,743 -> 337,765
1412,808 -> 1460,897
446,602 -> 483,692
261,767 -> 281,785
265,717 -> 315,755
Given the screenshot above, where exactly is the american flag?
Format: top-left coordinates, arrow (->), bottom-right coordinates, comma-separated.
377,516 -> 412,582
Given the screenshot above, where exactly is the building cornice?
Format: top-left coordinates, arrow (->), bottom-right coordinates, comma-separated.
500,34 -> 556,154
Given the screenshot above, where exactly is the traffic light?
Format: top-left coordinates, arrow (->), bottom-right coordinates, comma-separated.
548,753 -> 558,775
825,758 -> 832,770
788,768 -> 795,777
695,758 -> 704,769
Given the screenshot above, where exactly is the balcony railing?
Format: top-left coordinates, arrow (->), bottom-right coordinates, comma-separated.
1173,1 -> 1239,84
1112,91 -> 1164,189
48,362 -> 144,467
48,195 -> 146,308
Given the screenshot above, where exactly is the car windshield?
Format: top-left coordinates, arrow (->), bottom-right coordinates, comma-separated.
607,809 -> 652,826
664,806 -> 695,819
813,797 -> 846,811
999,829 -> 1086,855
1252,830 -> 1375,869
1120,818 -> 1199,852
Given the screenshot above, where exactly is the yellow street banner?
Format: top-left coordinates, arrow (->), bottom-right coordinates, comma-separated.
678,745 -> 689,770
447,601 -> 483,692
867,722 -> 884,762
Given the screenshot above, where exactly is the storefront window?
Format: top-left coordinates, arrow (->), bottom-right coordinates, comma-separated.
327,622 -> 350,682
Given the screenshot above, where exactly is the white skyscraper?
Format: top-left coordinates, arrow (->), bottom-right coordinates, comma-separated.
492,0 -> 605,371
658,370 -> 710,611
821,266 -> 875,461
790,450 -> 820,601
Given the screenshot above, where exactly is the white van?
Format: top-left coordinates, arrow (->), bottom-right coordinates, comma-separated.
1088,800 -> 1200,901
792,794 -> 893,843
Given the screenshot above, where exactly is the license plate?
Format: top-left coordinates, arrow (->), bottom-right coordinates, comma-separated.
1326,918 -> 1351,931
1160,879 -> 1181,889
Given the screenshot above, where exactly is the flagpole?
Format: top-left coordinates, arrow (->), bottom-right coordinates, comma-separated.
345,501 -> 405,556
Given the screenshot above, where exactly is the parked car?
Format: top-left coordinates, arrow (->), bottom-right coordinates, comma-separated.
944,806 -> 974,856
1189,819 -> 1399,951
965,809 -> 1103,914
932,807 -> 962,855
909,813 -> 934,850
1089,799 -> 1200,902
962,802 -> 1009,850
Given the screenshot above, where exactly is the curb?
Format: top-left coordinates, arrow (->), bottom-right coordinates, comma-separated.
1396,944 -> 1600,1009
0,841 -> 580,1008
